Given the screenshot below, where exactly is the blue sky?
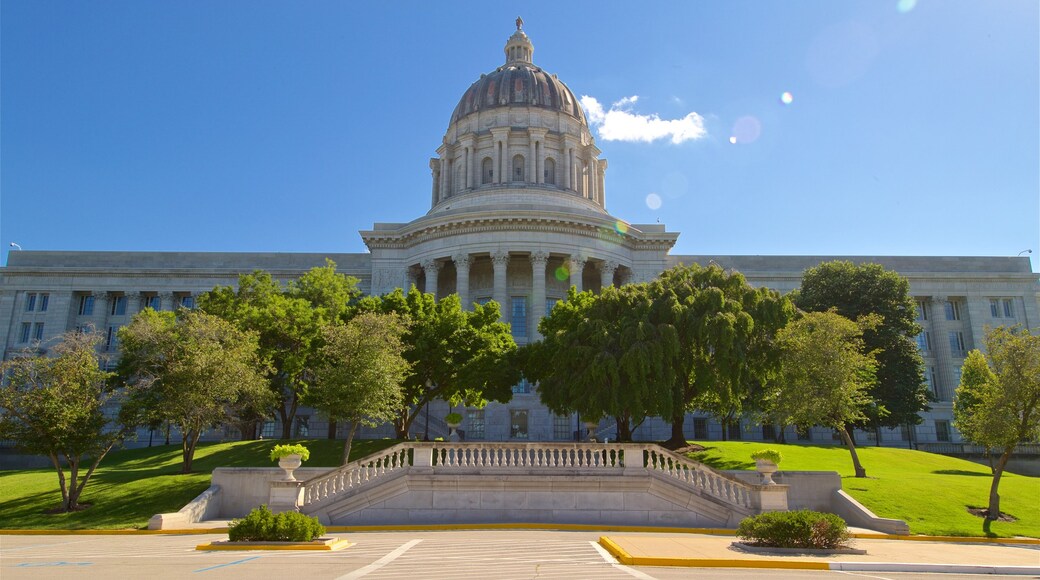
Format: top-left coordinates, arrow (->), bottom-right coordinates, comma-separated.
2,1 -> 1037,270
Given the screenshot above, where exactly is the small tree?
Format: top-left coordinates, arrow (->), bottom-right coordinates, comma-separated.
954,326 -> 1040,520
117,309 -> 271,473
310,312 -> 410,463
770,310 -> 878,477
0,330 -> 127,512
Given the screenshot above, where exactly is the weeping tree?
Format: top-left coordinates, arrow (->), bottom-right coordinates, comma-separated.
310,312 -> 410,464
769,310 -> 879,478
954,326 -> 1040,521
651,263 -> 793,448
526,284 -> 676,441
0,330 -> 128,512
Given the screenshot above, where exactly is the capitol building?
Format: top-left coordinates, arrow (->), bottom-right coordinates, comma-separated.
2,25 -> 1037,447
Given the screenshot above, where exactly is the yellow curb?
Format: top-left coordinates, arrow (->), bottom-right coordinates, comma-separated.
851,533 -> 1040,545
196,539 -> 352,551
0,529 -> 228,536
597,536 -> 830,570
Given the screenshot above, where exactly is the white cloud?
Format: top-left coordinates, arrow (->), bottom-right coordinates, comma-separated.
580,95 -> 707,144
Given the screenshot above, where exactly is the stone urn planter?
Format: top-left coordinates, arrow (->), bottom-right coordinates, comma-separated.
585,421 -> 599,442
755,459 -> 779,485
445,413 -> 463,442
278,454 -> 303,482
269,443 -> 310,482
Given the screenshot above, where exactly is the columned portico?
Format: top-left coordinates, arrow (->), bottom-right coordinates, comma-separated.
454,254 -> 471,308
422,259 -> 442,299
491,250 -> 510,319
600,260 -> 618,289
930,296 -> 954,401
530,251 -> 549,338
568,256 -> 586,292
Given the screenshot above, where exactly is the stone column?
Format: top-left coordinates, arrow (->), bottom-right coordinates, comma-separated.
92,291 -> 110,334
562,145 -> 572,191
493,140 -> 501,184
126,291 -> 142,315
463,146 -> 470,190
454,254 -> 471,309
598,159 -> 608,207
568,256 -> 586,292
404,265 -> 418,292
930,296 -> 954,402
528,138 -> 536,183
491,250 -> 510,320
422,259 -> 442,299
530,251 -> 549,339
159,291 -> 175,311
429,159 -> 439,206
600,260 -> 618,290
589,158 -> 598,203
439,157 -> 448,201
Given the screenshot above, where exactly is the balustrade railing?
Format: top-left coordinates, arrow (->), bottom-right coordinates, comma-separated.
301,443 -> 412,508
298,441 -> 756,511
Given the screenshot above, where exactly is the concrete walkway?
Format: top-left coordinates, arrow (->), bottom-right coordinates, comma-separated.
601,533 -> 1040,574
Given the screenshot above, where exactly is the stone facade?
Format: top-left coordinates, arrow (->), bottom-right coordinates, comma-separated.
1,25 -> 1037,448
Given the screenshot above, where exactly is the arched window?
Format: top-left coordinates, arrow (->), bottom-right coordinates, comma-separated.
482,157 -> 493,184
544,157 -> 556,186
512,154 -> 525,182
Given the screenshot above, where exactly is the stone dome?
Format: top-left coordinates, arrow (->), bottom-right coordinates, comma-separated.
449,27 -> 587,126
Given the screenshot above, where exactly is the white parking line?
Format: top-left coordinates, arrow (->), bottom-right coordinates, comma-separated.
590,541 -> 658,580
335,539 -> 423,580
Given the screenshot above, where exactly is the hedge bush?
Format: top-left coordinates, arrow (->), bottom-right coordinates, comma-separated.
228,505 -> 326,542
737,510 -> 850,549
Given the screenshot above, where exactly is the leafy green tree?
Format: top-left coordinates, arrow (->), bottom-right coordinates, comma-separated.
954,326 -> 1040,520
652,263 -> 793,448
200,260 -> 361,439
117,309 -> 271,473
527,284 -> 676,441
794,261 -> 928,434
0,330 -> 128,512
310,312 -> 410,463
769,310 -> 879,477
361,288 -> 519,438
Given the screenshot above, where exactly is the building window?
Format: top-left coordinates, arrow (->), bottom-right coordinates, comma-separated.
512,154 -> 525,182
915,332 -> 930,353
944,300 -> 960,321
144,295 -> 161,310
915,299 -> 927,321
180,295 -> 196,309
925,366 -> 938,398
1003,299 -> 1015,318
39,294 -> 48,312
511,296 -> 527,338
900,424 -> 913,442
294,416 -> 309,438
261,421 -> 276,438
510,410 -> 529,439
935,420 -> 951,442
512,377 -> 531,394
19,322 -> 31,343
553,414 -> 572,440
693,418 -> 708,440
78,295 -> 95,316
32,323 -> 44,342
546,298 -> 559,317
727,421 -> 742,440
481,157 -> 493,184
111,295 -> 128,316
796,426 -> 812,441
948,331 -> 965,356
466,409 -> 485,439
24,293 -> 36,312
761,424 -> 776,441
106,325 -> 119,350
544,158 -> 556,185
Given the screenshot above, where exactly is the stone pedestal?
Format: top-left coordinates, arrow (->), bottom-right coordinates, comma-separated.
268,481 -> 303,513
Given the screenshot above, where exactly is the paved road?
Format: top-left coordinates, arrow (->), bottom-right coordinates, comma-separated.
1,531 -> 1033,580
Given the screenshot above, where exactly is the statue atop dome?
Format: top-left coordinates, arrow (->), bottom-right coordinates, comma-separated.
516,16 -> 524,31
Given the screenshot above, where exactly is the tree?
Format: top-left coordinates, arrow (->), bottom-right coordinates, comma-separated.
200,260 -> 361,439
310,312 -> 410,463
117,309 -> 271,473
769,310 -> 878,477
651,263 -> 793,448
954,326 -> 1040,520
527,285 -> 676,441
794,261 -> 929,434
361,288 -> 519,438
0,331 -> 128,512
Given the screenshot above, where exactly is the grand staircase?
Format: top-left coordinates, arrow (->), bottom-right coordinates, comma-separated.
277,442 -> 787,527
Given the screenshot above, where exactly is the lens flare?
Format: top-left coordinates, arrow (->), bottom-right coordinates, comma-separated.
554,266 -> 569,282
731,116 -> 762,144
615,221 -> 629,235
897,0 -> 916,12
645,193 -> 662,210
780,91 -> 794,105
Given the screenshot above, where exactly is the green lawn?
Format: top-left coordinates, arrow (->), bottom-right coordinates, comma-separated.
0,438 -> 399,530
686,441 -> 1040,538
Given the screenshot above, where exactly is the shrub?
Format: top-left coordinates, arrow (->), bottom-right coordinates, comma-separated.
444,412 -> 463,424
750,449 -> 783,464
737,510 -> 850,549
269,444 -> 310,462
228,505 -> 326,542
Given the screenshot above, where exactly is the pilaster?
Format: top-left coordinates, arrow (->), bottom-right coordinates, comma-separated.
930,296 -> 954,402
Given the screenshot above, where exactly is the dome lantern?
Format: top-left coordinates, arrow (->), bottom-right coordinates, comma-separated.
504,17 -> 534,64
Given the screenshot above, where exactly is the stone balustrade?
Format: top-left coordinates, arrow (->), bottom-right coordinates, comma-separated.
301,443 -> 412,508
431,442 -> 626,470
642,446 -> 754,509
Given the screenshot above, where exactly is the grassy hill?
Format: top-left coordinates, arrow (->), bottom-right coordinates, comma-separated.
0,438 -> 398,530
1,439 -> 1036,537
686,441 -> 1040,538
